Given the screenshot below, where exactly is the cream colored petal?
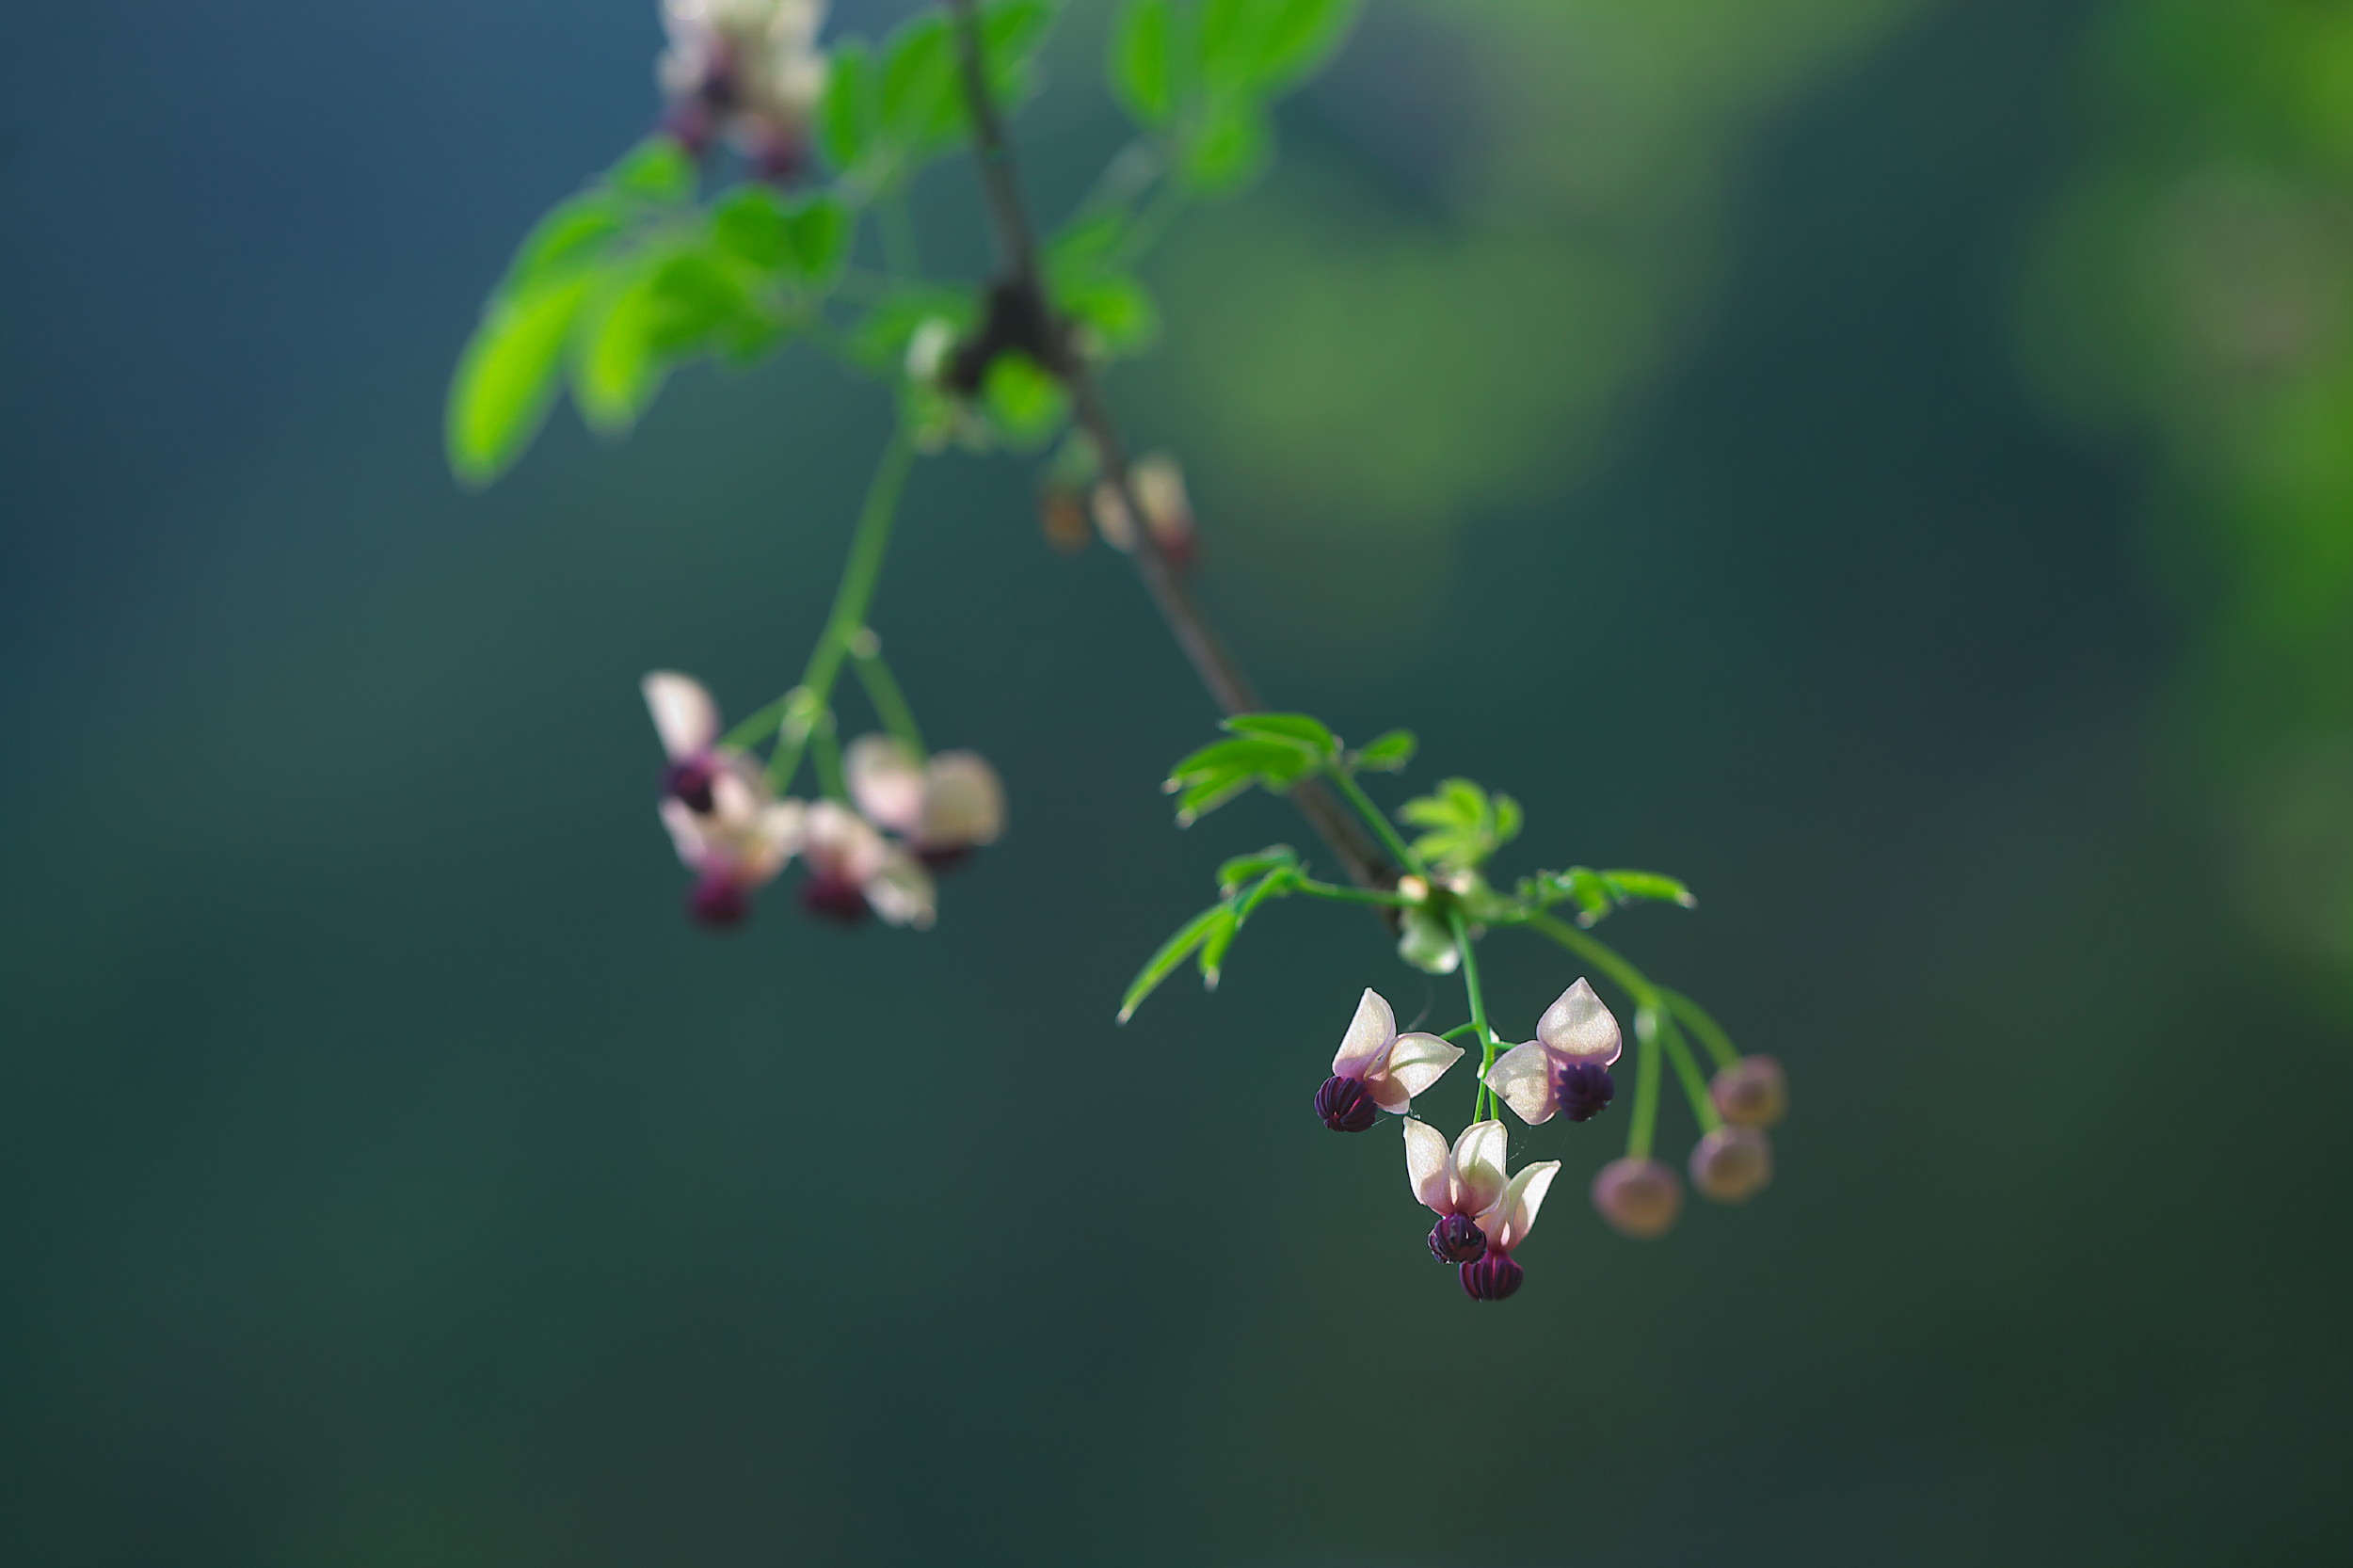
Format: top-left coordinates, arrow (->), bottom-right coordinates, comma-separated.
920,752 -> 1006,847
706,755 -> 772,826
1402,1118 -> 1452,1212
659,797 -> 716,873
802,800 -> 887,882
1373,1032 -> 1464,1106
1535,978 -> 1623,1066
1481,1160 -> 1561,1254
844,733 -> 926,834
1483,1040 -> 1559,1126
862,849 -> 937,929
643,672 -> 720,760
1331,988 -> 1397,1079
1449,1121 -> 1509,1216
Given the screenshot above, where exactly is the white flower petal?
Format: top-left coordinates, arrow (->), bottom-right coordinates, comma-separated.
659,797 -> 716,873
643,672 -> 720,760
1373,1032 -> 1464,1108
1481,1160 -> 1561,1254
1536,978 -> 1623,1066
920,752 -> 1005,847
803,800 -> 887,882
1483,1040 -> 1559,1126
1332,988 -> 1397,1079
1402,1118 -> 1451,1212
862,848 -> 937,929
1449,1121 -> 1509,1217
844,734 -> 926,834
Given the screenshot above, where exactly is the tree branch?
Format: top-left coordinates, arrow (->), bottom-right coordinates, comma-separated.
942,0 -> 1397,897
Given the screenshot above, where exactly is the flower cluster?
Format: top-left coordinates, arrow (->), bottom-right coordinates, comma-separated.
644,673 -> 1002,929
657,0 -> 830,179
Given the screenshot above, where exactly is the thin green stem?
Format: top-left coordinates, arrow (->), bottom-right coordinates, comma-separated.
847,630 -> 927,760
721,695 -> 790,753
1439,1022 -> 1481,1043
1327,764 -> 1429,879
1448,909 -> 1494,1123
769,427 -> 920,792
1519,912 -> 1657,1004
1288,875 -> 1415,908
810,712 -> 849,804
1627,1006 -> 1664,1161
1657,1013 -> 1723,1133
1660,987 -> 1740,1070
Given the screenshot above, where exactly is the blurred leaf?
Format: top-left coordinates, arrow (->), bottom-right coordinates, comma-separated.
502,193 -> 629,294
1168,736 -> 1321,787
1060,274 -> 1162,357
711,187 -> 794,271
1111,0 -> 1178,127
1201,0 -> 1358,94
1353,728 -> 1417,771
847,285 -> 974,375
983,0 -> 1060,105
608,137 -> 696,204
1196,905 -> 1241,989
1181,96 -> 1273,195
1217,843 -> 1299,890
447,272 -> 595,487
1224,712 -> 1338,756
1599,870 -> 1698,908
783,195 -> 851,286
570,262 -> 672,436
1397,905 -> 1460,974
880,13 -> 963,153
717,188 -> 851,287
1399,776 -> 1518,871
819,40 -> 881,173
982,351 -> 1069,448
1118,902 -> 1226,1021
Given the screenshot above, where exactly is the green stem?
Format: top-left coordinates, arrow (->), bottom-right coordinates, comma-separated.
1448,909 -> 1495,1123
769,427 -> 920,791
1628,1006 -> 1664,1161
1288,875 -> 1415,907
1326,764 -> 1429,879
847,630 -> 927,760
1660,987 -> 1740,1070
721,695 -> 790,753
1518,912 -> 1656,1004
810,712 -> 849,804
1439,1022 -> 1481,1043
1657,1013 -> 1723,1133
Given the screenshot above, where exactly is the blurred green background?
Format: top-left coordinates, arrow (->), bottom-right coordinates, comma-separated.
4,0 -> 2349,1562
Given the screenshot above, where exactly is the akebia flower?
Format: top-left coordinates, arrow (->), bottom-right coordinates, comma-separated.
1689,1126 -> 1773,1204
843,734 -> 1007,866
794,800 -> 936,928
646,673 -> 802,927
1484,978 -> 1624,1126
1403,1118 -> 1507,1264
657,0 -> 829,177
1089,453 -> 1199,568
1314,989 -> 1464,1131
1709,1054 -> 1788,1128
1591,1157 -> 1684,1239
643,671 -> 739,815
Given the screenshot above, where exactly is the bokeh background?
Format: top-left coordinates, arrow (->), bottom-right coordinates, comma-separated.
5,0 -> 2350,1562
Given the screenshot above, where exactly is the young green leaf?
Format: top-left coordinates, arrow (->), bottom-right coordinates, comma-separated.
447,271 -> 596,487
1200,0 -> 1358,94
1118,902 -> 1227,1021
570,260 -> 674,436
1167,736 -> 1321,788
711,187 -> 793,271
1196,904 -> 1241,990
819,39 -> 880,173
1216,844 -> 1299,891
1223,712 -> 1338,757
982,351 -> 1069,448
1180,96 -> 1272,195
1353,728 -> 1417,771
1060,274 -> 1161,358
982,0 -> 1059,106
782,195 -> 851,285
502,192 -> 629,294
607,137 -> 696,204
1399,776 -> 1517,870
1110,0 -> 1178,127
1600,870 -> 1698,908
879,13 -> 962,155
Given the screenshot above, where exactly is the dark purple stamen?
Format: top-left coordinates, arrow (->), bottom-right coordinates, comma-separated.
1558,1062 -> 1616,1123
798,869 -> 870,923
1313,1075 -> 1379,1133
1459,1251 -> 1524,1302
687,876 -> 748,930
1428,1212 -> 1487,1265
664,757 -> 718,815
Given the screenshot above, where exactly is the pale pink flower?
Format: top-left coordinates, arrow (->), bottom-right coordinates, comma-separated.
1591,1157 -> 1683,1239
1402,1117 -> 1560,1301
1709,1055 -> 1787,1128
646,673 -> 801,927
843,734 -> 1007,864
658,0 -> 829,177
1312,989 -> 1464,1131
1689,1127 -> 1773,1204
794,800 -> 936,928
1090,453 -> 1198,568
1484,979 -> 1624,1127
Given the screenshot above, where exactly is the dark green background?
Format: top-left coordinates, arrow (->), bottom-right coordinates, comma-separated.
3,1 -> 2346,1563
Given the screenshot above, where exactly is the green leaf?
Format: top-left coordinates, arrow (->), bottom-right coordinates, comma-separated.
1060,274 -> 1161,358
607,137 -> 696,203
1180,96 -> 1273,195
1167,736 -> 1322,788
711,187 -> 793,271
981,351 -> 1069,449
1217,844 -> 1299,891
782,195 -> 851,286
447,271 -> 596,487
846,285 -> 974,376
1196,905 -> 1241,990
819,40 -> 881,173
1600,870 -> 1698,909
1119,902 -> 1227,1021
1399,776 -> 1517,871
983,0 -> 1059,105
1493,793 -> 1524,851
1353,728 -> 1417,771
502,192 -> 629,294
1223,712 -> 1338,757
1110,0 -> 1177,127
1174,772 -> 1256,825
880,13 -> 963,154
1201,0 -> 1358,94
570,262 -> 673,437
1561,868 -> 1616,924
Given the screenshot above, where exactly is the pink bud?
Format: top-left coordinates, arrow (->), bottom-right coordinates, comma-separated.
1709,1055 -> 1787,1128
1689,1127 -> 1773,1204
1590,1158 -> 1682,1239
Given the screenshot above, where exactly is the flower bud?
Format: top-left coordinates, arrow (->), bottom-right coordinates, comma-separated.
1458,1251 -> 1525,1302
1709,1055 -> 1786,1128
1313,1075 -> 1380,1132
664,756 -> 720,814
1427,1212 -> 1486,1264
1689,1127 -> 1773,1204
687,875 -> 750,929
1556,1061 -> 1616,1122
1591,1158 -> 1682,1239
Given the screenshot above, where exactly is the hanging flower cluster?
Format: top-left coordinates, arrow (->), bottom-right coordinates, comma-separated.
643,672 -> 1001,930
657,0 -> 831,179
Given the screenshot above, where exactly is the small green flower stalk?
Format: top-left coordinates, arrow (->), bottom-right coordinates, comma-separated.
451,0 -> 1777,1303
1121,713 -> 1788,1299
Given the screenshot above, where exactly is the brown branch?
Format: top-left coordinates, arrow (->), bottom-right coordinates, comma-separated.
942,0 -> 1397,897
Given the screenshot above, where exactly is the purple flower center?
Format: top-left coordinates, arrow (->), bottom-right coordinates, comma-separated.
1459,1251 -> 1525,1302
664,757 -> 719,815
1557,1061 -> 1616,1122
798,869 -> 871,923
687,876 -> 748,929
1427,1212 -> 1487,1265
1313,1075 -> 1379,1133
